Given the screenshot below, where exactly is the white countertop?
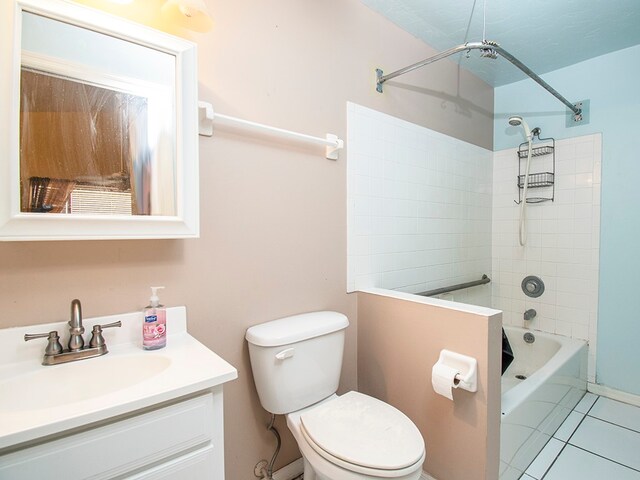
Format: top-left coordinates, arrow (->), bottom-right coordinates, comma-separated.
0,306 -> 237,451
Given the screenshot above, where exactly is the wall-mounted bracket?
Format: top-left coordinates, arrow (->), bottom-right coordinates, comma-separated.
567,99 -> 590,127
325,134 -> 344,161
376,69 -> 384,93
198,101 -> 214,137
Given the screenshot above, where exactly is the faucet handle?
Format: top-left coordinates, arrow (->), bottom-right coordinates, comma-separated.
24,331 -> 64,356
89,321 -> 122,348
99,321 -> 123,330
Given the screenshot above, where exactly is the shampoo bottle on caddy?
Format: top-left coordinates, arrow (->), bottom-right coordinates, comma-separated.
143,286 -> 166,350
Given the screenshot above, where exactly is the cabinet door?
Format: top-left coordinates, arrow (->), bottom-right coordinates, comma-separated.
126,445 -> 217,480
0,392 -> 221,480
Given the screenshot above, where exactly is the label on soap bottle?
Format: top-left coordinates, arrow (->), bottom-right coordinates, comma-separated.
143,308 -> 166,350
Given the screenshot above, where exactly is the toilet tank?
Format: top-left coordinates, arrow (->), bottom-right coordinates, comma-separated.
245,311 -> 349,415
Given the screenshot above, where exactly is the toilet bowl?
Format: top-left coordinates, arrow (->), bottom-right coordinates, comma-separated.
286,393 -> 425,480
245,312 -> 426,480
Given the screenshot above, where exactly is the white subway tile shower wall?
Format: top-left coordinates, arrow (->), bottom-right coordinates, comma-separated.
346,105 -> 599,378
347,103 -> 493,306
492,134 -> 601,382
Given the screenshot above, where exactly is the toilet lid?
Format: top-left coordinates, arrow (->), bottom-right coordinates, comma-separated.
300,391 -> 424,471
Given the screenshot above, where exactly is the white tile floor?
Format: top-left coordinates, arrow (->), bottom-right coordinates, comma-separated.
523,393 -> 640,479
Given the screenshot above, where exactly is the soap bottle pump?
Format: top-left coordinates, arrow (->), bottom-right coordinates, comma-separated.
143,286 -> 166,350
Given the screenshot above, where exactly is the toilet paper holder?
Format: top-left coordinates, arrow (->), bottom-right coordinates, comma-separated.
436,349 -> 478,393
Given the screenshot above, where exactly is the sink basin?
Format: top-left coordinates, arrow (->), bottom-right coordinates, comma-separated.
0,306 -> 238,451
0,354 -> 171,412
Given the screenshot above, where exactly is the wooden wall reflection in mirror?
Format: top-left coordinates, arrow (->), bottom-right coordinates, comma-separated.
0,0 -> 199,240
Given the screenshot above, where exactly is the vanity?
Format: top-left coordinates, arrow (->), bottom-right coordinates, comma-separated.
0,307 -> 237,479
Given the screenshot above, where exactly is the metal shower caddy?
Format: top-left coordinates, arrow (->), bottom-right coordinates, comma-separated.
515,130 -> 555,204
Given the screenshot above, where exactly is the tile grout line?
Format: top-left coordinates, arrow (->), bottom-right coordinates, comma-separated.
540,414 -> 584,478
525,390 -> 591,472
566,443 -> 640,474
584,413 -> 640,436
541,394 -> 599,479
583,393 -> 599,415
552,393 -> 596,445
564,393 -> 598,443
539,440 -> 569,480
566,394 -> 640,474
585,396 -> 640,435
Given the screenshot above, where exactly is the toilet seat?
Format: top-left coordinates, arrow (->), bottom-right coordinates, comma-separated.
299,392 -> 425,476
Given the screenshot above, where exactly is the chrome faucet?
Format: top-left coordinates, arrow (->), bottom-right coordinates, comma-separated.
24,299 -> 121,366
524,308 -> 537,321
68,299 -> 85,351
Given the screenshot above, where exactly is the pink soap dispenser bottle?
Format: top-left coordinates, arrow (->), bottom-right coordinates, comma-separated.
143,286 -> 166,350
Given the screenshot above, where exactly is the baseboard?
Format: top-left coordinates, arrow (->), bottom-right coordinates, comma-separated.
421,472 -> 438,480
272,458 -> 304,480
588,382 -> 640,407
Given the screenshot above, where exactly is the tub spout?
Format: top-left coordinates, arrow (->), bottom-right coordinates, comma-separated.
524,309 -> 537,321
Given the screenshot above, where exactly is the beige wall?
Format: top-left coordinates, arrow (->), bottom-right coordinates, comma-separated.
357,290 -> 502,480
1,0 -> 493,478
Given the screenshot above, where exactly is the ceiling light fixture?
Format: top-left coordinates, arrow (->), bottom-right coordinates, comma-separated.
161,0 -> 212,32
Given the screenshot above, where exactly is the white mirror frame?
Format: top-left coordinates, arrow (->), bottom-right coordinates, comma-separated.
0,0 -> 199,240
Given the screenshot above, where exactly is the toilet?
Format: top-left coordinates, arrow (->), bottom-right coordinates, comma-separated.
246,311 -> 425,480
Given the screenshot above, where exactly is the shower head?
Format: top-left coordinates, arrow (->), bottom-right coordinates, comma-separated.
508,116 -> 522,126
508,115 -> 532,140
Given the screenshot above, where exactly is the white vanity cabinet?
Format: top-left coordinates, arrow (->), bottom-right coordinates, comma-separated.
0,307 -> 237,480
0,390 -> 224,480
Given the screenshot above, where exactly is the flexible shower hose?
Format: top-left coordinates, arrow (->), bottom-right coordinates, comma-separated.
519,138 -> 533,246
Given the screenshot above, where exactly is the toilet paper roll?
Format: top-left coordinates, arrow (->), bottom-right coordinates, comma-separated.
432,363 -> 460,400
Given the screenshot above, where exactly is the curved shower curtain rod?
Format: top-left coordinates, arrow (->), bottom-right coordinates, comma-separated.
376,41 -> 583,119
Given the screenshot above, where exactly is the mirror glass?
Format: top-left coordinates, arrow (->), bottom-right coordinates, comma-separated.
0,0 -> 198,240
20,11 -> 176,216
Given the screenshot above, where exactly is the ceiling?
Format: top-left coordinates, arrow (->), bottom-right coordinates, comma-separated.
362,0 -> 640,86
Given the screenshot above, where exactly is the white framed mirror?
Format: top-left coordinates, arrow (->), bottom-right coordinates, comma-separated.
0,0 -> 199,240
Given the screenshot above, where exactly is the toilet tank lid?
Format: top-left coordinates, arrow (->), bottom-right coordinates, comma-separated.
246,311 -> 349,347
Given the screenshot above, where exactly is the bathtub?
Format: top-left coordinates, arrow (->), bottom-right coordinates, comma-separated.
499,326 -> 587,480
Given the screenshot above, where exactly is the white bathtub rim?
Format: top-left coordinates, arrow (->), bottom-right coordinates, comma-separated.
501,327 -> 587,416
